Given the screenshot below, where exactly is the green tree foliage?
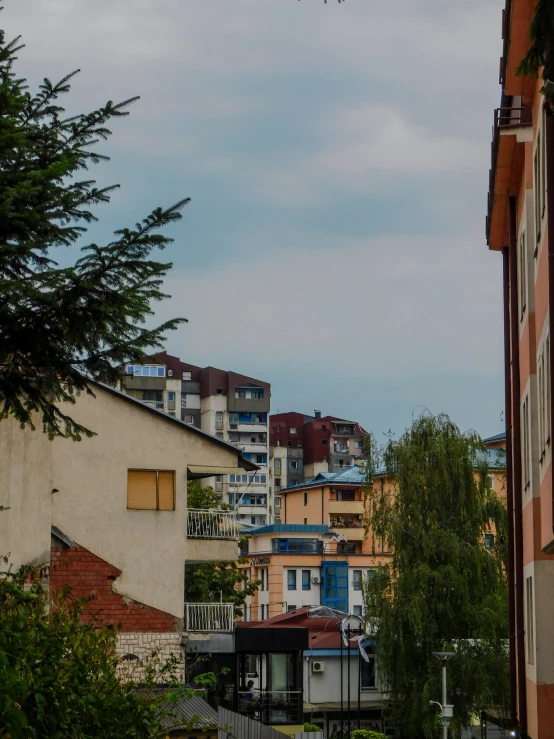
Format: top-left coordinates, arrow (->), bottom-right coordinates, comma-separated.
362,415 -> 508,739
0,570 -> 187,739
516,0 -> 554,101
185,482 -> 259,616
350,731 -> 386,739
303,722 -> 323,732
0,23 -> 187,440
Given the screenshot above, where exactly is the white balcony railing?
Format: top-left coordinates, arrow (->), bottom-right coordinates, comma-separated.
187,509 -> 240,540
185,603 -> 235,632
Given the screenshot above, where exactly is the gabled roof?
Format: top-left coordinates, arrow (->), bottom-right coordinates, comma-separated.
87,378 -> 258,471
483,432 -> 506,444
281,465 -> 365,493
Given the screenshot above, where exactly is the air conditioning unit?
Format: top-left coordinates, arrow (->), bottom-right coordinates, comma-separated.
312,661 -> 325,674
312,576 -> 321,584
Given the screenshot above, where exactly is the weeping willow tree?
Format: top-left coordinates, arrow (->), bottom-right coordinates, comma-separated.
516,0 -> 554,101
363,415 -> 509,739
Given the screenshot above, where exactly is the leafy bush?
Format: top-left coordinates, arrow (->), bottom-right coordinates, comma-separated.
303,723 -> 323,733
0,570 -> 183,738
350,731 -> 387,739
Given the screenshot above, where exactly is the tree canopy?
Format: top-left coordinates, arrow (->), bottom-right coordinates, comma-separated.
185,482 -> 259,616
362,415 -> 509,739
0,24 -> 187,441
516,0 -> 554,101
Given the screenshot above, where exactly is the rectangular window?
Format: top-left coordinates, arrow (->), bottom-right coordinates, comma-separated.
522,395 -> 530,491
274,459 -> 281,469
484,533 -> 495,550
287,605 -> 297,612
216,432 -> 223,440
287,570 -> 297,590
303,492 -> 308,506
275,478 -> 281,487
216,411 -> 223,421
290,427 -> 297,436
182,371 -> 192,380
260,604 -> 266,620
290,461 -> 298,470
519,230 -> 527,319
322,439 -> 328,446
184,415 -> 194,424
260,474 -> 267,484
353,570 -> 362,591
353,605 -> 363,618
304,517 -> 308,525
259,567 -> 267,591
302,570 -> 311,590
127,470 -> 175,511
487,475 -> 495,492
360,646 -> 376,689
526,576 -> 535,665
168,392 -> 175,402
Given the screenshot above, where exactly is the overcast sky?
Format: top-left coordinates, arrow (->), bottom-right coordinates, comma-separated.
5,0 -> 506,440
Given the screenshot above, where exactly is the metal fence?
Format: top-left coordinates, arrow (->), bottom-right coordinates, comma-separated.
185,603 -> 235,633
218,707 -> 285,739
187,509 -> 240,540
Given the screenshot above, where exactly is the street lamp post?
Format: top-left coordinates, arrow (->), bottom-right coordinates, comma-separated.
431,652 -> 455,739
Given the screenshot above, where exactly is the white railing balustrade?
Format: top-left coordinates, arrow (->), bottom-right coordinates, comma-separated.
187,509 -> 240,540
185,603 -> 236,632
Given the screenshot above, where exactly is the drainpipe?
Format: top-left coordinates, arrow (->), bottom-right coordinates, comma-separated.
503,246 -> 518,728
509,195 -> 527,733
545,103 -> 554,534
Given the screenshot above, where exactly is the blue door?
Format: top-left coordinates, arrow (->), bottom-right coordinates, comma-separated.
320,561 -> 348,613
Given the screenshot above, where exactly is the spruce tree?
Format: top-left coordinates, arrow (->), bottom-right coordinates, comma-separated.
363,415 -> 508,739
0,24 -> 188,440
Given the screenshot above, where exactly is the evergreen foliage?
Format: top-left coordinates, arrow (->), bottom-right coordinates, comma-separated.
185,482 -> 260,616
0,570 -> 187,739
516,0 -> 554,101
363,415 -> 509,739
0,22 -> 187,440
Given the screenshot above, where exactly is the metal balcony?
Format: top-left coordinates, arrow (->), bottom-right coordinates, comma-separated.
185,603 -> 235,632
187,509 -> 240,540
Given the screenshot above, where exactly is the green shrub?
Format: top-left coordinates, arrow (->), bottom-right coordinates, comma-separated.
303,722 -> 323,733
350,731 -> 387,739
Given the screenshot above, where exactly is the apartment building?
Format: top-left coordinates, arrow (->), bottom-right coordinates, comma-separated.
122,352 -> 272,527
270,411 -> 367,500
0,381 -> 252,674
486,3 -> 554,738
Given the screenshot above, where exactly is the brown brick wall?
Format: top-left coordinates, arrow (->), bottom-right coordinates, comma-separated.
50,540 -> 177,632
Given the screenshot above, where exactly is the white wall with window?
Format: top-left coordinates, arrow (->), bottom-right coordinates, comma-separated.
282,567 -> 321,611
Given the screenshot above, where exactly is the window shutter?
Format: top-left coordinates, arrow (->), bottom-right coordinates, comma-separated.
128,470 -> 157,509
158,471 -> 175,511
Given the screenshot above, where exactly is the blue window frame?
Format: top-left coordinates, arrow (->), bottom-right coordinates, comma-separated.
353,605 -> 363,617
287,570 -> 297,590
321,561 -> 348,613
168,392 -> 175,402
302,570 -> 311,590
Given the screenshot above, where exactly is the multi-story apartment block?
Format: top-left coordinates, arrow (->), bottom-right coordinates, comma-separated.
486,4 -> 554,738
122,352 -> 272,527
270,411 -> 367,500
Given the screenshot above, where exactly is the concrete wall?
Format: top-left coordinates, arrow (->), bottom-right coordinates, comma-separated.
0,416 -> 53,571
304,653 -> 383,705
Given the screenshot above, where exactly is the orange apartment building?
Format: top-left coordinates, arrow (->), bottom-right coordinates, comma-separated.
241,449 -> 505,623
486,2 -> 554,738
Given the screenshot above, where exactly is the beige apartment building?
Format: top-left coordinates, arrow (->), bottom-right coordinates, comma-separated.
0,380 -> 253,671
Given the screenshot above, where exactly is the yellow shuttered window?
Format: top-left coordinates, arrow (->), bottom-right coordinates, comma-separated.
127,470 -> 175,511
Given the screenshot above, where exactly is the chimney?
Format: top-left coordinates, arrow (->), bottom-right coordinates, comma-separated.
314,410 -> 322,419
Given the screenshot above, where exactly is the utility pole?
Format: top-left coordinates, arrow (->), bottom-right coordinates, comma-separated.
431,652 -> 455,739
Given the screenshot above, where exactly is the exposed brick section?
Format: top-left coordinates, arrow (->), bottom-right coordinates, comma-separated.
50,539 -> 177,632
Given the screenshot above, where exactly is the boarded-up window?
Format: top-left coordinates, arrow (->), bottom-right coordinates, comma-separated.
127,470 -> 175,511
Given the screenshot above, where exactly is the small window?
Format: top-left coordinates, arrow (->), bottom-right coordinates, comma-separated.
302,570 -> 311,590
276,440 -> 281,446
251,516 -> 256,525
182,371 -> 192,381
168,411 -> 175,417
216,411 -> 223,421
297,442 -> 302,449
287,570 -> 297,590
260,474 -> 267,484
141,367 -> 150,376
361,650 -> 375,688
304,517 -> 308,525
290,461 -> 298,470
484,533 -> 495,550
127,470 -> 175,511
276,425 -> 280,432
216,432 -> 223,440
168,392 -> 175,402
487,474 -> 494,491
260,604 -> 266,620
353,605 -> 363,618
353,570 -> 362,591
303,492 -> 308,506
275,478 -> 281,487
168,369 -> 174,377
322,439 -> 327,446
290,427 -> 297,436
217,388 -> 222,395
184,415 -> 194,424
287,605 -> 297,612
274,459 -> 281,469
256,454 -> 264,464
157,367 -> 165,377
216,475 -> 223,483
126,365 -> 134,374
